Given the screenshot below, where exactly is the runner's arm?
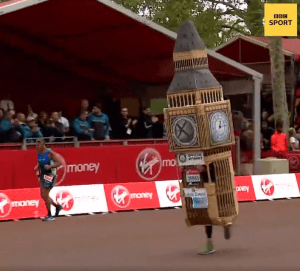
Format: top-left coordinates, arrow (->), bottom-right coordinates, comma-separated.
49,151 -> 62,169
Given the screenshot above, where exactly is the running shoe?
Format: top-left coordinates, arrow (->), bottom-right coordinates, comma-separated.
42,216 -> 55,222
55,205 -> 63,217
224,223 -> 232,240
199,240 -> 215,255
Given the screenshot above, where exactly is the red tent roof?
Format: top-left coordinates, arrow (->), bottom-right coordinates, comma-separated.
215,35 -> 300,62
249,36 -> 300,60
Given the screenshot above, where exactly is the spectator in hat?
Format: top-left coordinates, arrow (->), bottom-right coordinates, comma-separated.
288,127 -> 300,151
72,110 -> 93,141
87,103 -> 110,140
27,116 -> 43,139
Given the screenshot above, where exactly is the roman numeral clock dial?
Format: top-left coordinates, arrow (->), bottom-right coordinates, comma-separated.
209,111 -> 230,144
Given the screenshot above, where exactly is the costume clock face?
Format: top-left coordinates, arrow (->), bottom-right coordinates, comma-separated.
172,115 -> 197,146
209,111 -> 230,144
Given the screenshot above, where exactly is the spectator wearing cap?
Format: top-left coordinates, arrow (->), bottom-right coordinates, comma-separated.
72,110 -> 93,140
88,104 -> 110,140
271,120 -> 288,155
12,113 -> 41,142
27,116 -> 43,139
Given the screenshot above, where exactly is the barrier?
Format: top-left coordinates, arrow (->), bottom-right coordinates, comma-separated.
1,174 -> 300,222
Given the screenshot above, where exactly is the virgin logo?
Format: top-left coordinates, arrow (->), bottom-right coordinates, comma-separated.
111,186 -> 131,208
136,149 -> 162,181
56,191 -> 74,211
288,156 -> 299,168
261,178 -> 275,196
166,184 -> 180,203
0,193 -> 12,218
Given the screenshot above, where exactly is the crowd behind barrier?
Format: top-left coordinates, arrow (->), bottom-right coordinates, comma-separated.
0,99 -> 166,144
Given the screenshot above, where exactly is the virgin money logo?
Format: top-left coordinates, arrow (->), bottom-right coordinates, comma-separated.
111,186 -> 131,208
166,184 -> 180,203
261,178 -> 275,196
56,190 -> 74,211
0,193 -> 12,218
136,149 -> 162,181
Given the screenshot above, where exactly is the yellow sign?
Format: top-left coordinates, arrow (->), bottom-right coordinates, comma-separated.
264,3 -> 297,36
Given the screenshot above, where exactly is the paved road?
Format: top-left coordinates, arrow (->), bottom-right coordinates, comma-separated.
0,199 -> 299,271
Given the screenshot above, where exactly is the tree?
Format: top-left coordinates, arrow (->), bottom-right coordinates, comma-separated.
113,0 -> 252,48
269,36 -> 289,133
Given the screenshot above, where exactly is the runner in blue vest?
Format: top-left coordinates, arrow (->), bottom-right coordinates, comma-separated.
36,138 -> 63,221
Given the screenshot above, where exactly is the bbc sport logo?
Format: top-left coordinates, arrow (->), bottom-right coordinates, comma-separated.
264,3 -> 297,36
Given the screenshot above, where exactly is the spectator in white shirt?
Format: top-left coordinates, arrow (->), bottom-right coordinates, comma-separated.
58,111 -> 69,133
0,96 -> 14,112
289,128 -> 300,151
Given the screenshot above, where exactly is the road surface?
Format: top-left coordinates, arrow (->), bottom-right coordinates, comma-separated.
0,199 -> 299,271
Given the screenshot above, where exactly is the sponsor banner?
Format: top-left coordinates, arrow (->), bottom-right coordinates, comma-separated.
234,176 -> 256,202
177,152 -> 205,166
104,182 -> 160,212
0,188 -> 47,221
251,174 -> 300,200
155,180 -> 181,208
50,185 -> 108,215
294,173 -> 300,193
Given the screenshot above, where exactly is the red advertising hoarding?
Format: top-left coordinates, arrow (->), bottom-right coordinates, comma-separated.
104,182 -> 160,212
0,188 -> 47,221
0,144 -> 180,190
234,176 -> 256,202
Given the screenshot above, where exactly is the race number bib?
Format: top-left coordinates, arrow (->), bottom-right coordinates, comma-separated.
44,175 -> 54,183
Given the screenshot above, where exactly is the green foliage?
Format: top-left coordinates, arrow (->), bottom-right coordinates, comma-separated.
113,0 -> 253,48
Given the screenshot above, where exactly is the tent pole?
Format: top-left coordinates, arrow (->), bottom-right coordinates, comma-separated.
253,76 -> 262,175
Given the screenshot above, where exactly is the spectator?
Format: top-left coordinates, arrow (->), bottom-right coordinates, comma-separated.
261,120 -> 274,150
77,99 -> 90,117
152,115 -> 164,138
72,110 -> 93,140
14,114 -> 42,141
0,110 -> 13,142
0,109 -> 4,122
113,107 -> 137,139
37,111 -> 49,136
27,104 -> 38,120
88,104 -> 110,140
51,112 -> 65,136
289,128 -> 299,151
240,124 -> 254,151
136,107 -> 158,138
271,120 -> 288,154
16,113 -> 31,139
58,110 -> 70,133
0,96 -> 14,112
27,116 -> 43,139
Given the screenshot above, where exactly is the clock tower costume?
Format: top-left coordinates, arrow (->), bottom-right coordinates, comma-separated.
164,21 -> 238,254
